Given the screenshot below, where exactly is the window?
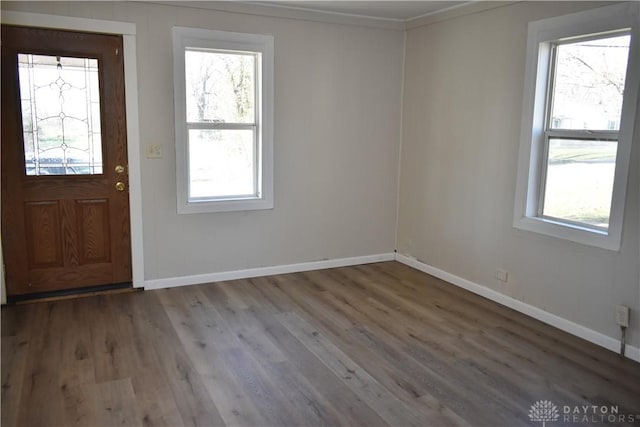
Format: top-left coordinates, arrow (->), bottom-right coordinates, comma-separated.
173,27 -> 274,213
514,3 -> 639,250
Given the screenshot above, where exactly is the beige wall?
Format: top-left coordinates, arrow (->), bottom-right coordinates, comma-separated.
1,1 -> 404,280
399,1 -> 639,347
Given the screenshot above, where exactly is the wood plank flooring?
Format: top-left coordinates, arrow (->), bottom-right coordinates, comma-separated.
2,261 -> 639,426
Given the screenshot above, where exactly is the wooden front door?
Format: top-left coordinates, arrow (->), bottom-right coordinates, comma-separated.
1,26 -> 132,297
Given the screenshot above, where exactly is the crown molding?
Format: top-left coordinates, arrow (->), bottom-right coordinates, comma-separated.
141,1 -> 406,30
406,1 -> 518,30
26,1 -> 519,31
142,1 -> 522,32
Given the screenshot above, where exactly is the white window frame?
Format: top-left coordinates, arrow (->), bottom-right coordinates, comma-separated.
513,2 -> 640,251
173,27 -> 274,214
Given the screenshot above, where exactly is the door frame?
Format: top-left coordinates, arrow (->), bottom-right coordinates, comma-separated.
0,11 -> 144,303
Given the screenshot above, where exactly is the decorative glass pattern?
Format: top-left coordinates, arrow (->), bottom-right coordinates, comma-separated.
18,54 -> 103,175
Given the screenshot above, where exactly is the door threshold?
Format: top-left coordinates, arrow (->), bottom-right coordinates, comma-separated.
7,282 -> 139,305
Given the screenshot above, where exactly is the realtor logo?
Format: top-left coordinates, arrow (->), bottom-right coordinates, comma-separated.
529,400 -> 639,424
529,400 -> 560,427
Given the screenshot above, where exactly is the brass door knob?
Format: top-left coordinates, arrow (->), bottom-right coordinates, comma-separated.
115,181 -> 126,191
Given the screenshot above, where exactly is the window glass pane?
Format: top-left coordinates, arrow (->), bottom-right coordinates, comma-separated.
185,50 -> 256,124
542,138 -> 617,228
18,54 -> 103,175
188,129 -> 255,199
550,34 -> 630,131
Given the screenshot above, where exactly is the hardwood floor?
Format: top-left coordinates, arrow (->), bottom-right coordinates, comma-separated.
2,261 -> 639,426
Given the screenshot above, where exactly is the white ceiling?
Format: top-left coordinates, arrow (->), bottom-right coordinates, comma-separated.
253,1 -> 471,22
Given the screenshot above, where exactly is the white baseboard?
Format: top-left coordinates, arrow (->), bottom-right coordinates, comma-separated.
143,253 -> 395,290
395,253 -> 640,363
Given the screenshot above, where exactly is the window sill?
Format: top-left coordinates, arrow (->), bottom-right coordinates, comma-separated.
178,197 -> 273,214
513,216 -> 621,251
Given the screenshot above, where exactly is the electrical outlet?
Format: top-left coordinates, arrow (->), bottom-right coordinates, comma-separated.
616,305 -> 629,328
495,268 -> 508,283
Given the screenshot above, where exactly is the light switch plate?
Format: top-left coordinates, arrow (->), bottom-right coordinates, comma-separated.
146,144 -> 162,159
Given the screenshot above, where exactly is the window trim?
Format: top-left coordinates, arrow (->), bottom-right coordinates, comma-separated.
173,27 -> 274,214
513,2 -> 640,251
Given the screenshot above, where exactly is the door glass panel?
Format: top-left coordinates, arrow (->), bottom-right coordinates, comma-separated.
18,54 -> 103,175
